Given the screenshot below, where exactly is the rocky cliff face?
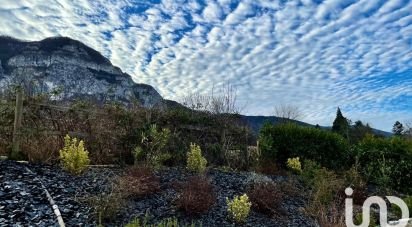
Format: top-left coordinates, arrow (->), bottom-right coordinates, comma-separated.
0,36 -> 163,107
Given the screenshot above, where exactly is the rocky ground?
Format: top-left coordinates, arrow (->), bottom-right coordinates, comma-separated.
0,160 -> 316,226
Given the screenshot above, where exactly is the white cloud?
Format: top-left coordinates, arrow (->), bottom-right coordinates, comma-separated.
202,1 -> 223,22
0,0 -> 411,131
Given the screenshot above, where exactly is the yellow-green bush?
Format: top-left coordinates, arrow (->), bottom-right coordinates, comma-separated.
187,143 -> 207,173
226,194 -> 252,223
287,157 -> 302,173
59,135 -> 90,175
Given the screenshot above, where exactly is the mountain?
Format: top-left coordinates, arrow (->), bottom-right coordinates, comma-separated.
0,36 -> 163,107
241,115 -> 314,133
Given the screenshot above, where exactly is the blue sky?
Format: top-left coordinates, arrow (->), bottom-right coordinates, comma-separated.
0,0 -> 411,131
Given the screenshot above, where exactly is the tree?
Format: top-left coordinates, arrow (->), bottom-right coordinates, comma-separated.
181,83 -> 245,157
274,104 -> 302,121
332,107 -> 350,139
350,120 -> 372,143
181,83 -> 240,114
392,121 -> 404,136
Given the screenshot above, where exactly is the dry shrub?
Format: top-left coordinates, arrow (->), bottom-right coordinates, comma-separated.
118,166 -> 160,198
247,182 -> 285,217
22,134 -> 62,163
279,178 -> 301,197
343,166 -> 368,205
336,187 -> 367,206
300,161 -> 348,227
304,168 -> 346,227
175,176 -> 216,216
314,197 -> 346,227
255,161 -> 287,176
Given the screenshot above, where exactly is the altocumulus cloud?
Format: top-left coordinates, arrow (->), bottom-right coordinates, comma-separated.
0,0 -> 411,131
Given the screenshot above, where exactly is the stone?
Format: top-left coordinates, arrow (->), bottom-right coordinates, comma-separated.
0,160 -> 316,226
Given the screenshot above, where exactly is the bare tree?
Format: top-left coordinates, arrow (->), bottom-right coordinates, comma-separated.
274,104 -> 302,121
181,83 -> 247,160
181,83 -> 240,115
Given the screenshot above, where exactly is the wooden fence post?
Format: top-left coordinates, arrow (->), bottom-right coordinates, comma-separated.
11,87 -> 23,160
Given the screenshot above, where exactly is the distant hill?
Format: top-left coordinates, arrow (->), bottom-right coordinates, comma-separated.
241,115 -> 315,133
241,115 -> 392,137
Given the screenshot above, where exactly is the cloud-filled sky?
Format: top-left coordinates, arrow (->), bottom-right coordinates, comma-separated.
1,0 -> 411,131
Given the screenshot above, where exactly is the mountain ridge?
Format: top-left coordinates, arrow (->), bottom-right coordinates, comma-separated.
242,115 -> 392,137
0,36 -> 163,107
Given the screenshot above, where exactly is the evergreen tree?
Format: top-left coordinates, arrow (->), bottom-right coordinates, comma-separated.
332,107 -> 350,139
392,121 -> 404,136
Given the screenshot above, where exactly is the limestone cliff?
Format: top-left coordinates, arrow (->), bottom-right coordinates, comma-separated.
0,36 -> 163,107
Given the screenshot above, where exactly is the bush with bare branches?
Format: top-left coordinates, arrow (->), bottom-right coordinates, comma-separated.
117,166 -> 160,198
247,182 -> 285,217
174,176 -> 216,216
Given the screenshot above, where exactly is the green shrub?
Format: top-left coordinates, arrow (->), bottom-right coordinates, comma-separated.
354,212 -> 377,226
286,157 -> 302,173
226,194 -> 252,223
355,135 -> 412,193
259,123 -> 349,169
86,190 -> 124,224
301,160 -> 344,205
311,167 -> 344,205
224,149 -> 246,170
343,165 -> 367,205
303,162 -> 345,224
134,124 -> 171,168
343,165 -> 366,189
59,135 -> 90,175
300,159 -> 322,186
187,143 -> 207,173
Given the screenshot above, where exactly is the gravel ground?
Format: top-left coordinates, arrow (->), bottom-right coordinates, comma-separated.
0,160 -> 316,227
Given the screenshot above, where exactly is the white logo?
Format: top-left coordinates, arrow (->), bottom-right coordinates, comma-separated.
345,187 -> 410,227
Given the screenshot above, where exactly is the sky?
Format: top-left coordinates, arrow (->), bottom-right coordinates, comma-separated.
0,0 -> 411,131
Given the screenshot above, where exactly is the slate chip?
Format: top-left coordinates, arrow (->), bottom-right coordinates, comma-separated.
0,160 -> 316,226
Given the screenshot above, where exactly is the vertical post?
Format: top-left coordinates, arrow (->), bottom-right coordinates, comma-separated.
11,87 -> 23,160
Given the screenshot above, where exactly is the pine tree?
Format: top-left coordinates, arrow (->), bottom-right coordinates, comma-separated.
392,121 -> 404,136
332,107 -> 349,139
